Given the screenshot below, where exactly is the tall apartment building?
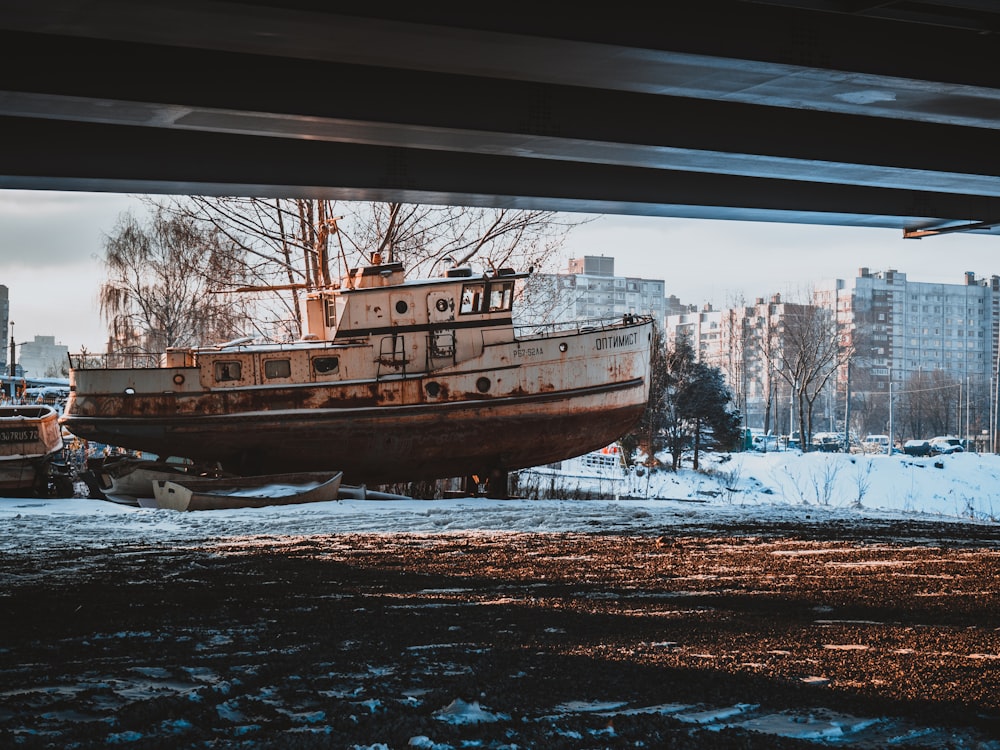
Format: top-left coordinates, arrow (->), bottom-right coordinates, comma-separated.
663,294 -> 812,432
816,269 -> 999,436
527,256 -> 667,324
665,268 -> 1000,439
0,284 -> 8,373
816,269 -> 997,390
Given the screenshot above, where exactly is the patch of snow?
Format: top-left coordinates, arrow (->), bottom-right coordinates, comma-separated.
433,698 -> 510,725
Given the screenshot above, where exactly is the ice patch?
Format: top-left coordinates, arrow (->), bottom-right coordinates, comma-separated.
433,698 -> 509,725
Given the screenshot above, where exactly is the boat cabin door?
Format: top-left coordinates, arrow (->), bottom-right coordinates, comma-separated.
426,291 -> 456,365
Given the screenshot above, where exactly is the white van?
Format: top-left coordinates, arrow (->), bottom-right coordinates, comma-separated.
862,434 -> 890,454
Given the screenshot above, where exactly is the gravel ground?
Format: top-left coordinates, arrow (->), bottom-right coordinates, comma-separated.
2,518 -> 1000,749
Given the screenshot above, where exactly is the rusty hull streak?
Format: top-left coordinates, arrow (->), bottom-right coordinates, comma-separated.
68,380 -> 646,484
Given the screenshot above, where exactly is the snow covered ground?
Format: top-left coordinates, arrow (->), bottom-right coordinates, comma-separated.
2,451 -> 998,553
2,450 -> 998,749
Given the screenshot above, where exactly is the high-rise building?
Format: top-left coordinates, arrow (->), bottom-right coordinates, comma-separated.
666,268 -> 1000,442
664,294 -> 814,433
0,284 -> 8,373
816,269 -> 999,443
528,256 -> 667,324
816,269 -> 998,392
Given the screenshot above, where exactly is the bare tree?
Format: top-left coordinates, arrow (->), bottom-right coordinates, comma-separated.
753,303 -> 783,435
99,208 -> 249,354
349,202 -> 576,278
847,366 -> 888,440
897,369 -> 960,439
774,298 -> 852,449
719,297 -> 750,432
144,197 -> 584,341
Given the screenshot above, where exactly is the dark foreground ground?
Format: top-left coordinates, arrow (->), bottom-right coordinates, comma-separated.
2,518 -> 1000,749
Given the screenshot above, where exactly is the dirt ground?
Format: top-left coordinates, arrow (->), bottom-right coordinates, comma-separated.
2,517 -> 1000,749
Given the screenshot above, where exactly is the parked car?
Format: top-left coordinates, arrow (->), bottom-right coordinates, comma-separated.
752,434 -> 780,452
928,436 -> 964,455
862,434 -> 890,454
812,432 -> 845,452
902,439 -> 932,456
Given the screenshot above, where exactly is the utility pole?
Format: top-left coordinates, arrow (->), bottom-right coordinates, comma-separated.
958,380 -> 962,437
966,375 -> 971,449
7,322 -> 14,401
887,368 -> 893,456
843,360 -> 851,452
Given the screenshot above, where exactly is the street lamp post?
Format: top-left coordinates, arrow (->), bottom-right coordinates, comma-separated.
843,359 -> 851,453
966,376 -> 971,449
887,367 -> 893,456
8,321 -> 14,379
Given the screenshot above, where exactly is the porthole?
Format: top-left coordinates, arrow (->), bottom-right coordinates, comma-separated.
173,373 -> 185,385
396,300 -> 409,314
425,381 -> 441,397
476,377 -> 491,393
435,298 -> 449,312
559,342 -> 568,353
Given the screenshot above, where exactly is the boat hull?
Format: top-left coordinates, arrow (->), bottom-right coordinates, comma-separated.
0,405 -> 66,495
89,455 -> 233,506
63,316 -> 653,485
66,380 -> 644,485
151,471 -> 343,511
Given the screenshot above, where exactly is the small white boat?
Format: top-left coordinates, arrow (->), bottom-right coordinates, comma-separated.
0,404 -> 72,497
150,470 -> 343,511
87,454 -> 233,506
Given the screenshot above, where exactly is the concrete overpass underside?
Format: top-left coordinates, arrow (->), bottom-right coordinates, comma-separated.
2,1 -> 1000,237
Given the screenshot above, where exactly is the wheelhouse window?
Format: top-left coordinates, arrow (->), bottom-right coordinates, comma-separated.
460,281 -> 514,315
214,361 -> 242,381
263,359 -> 291,379
460,283 -> 485,314
312,356 -> 340,375
488,281 -> 515,312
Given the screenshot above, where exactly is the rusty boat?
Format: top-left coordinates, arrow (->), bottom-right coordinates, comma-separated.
0,404 -> 73,497
61,262 -> 653,490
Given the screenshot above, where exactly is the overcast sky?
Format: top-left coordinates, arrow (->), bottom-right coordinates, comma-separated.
2,189 -> 1000,353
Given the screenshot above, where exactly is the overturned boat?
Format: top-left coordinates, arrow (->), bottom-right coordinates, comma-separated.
84,454 -> 234,506
150,471 -> 343,511
61,262 -> 653,489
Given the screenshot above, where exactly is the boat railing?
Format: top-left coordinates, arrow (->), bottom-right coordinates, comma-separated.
513,314 -> 652,340
69,351 -> 163,370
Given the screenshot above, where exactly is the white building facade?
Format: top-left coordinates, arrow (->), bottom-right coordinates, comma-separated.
664,295 -> 812,434
816,269 -> 999,443
17,335 -> 69,378
530,256 -> 667,325
665,268 -> 1000,443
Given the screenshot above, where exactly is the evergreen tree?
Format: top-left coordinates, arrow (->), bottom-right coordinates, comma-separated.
625,323 -> 670,467
660,333 -> 741,470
